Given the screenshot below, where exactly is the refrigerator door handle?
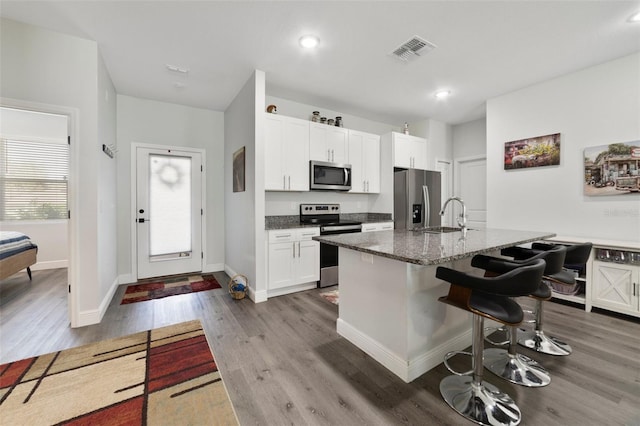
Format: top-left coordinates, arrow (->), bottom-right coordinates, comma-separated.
423,185 -> 430,227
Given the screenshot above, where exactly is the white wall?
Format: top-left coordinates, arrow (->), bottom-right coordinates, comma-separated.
116,95 -> 225,280
487,53 -> 640,242
453,118 -> 486,159
1,18 -> 115,326
225,71 -> 266,301
97,51 -> 118,303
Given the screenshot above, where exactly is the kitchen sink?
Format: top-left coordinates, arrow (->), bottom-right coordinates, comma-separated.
420,226 -> 472,233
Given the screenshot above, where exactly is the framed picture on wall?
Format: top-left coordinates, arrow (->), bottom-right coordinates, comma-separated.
232,146 -> 245,192
504,133 -> 561,170
583,140 -> 640,196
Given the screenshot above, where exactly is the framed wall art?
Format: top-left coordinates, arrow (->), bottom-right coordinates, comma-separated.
584,140 -> 640,196
504,133 -> 561,170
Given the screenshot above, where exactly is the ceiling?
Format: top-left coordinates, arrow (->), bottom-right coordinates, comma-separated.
1,1 -> 639,125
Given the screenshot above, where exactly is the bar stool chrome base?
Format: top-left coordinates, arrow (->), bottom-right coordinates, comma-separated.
440,375 -> 521,426
518,329 -> 572,356
484,348 -> 551,387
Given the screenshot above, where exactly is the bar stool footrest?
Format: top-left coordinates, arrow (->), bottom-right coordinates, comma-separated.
443,350 -> 473,376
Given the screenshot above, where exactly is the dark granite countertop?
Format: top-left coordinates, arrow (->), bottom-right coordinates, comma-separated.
313,228 -> 556,266
265,213 -> 392,230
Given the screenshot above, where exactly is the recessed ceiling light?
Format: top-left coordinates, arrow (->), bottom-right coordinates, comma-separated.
629,11 -> 640,22
299,35 -> 320,49
435,90 -> 451,99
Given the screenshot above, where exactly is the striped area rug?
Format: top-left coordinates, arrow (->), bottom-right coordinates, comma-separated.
0,320 -> 238,425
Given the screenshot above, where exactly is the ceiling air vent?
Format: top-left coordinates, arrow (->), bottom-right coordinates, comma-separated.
391,35 -> 436,62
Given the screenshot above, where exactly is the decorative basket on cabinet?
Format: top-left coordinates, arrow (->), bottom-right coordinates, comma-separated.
228,274 -> 248,300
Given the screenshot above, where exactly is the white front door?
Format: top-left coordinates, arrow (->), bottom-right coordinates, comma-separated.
135,146 -> 202,279
456,156 -> 487,229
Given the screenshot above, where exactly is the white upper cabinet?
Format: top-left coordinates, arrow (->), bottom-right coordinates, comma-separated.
309,123 -> 348,164
385,132 -> 428,169
348,130 -> 380,193
264,113 -> 310,191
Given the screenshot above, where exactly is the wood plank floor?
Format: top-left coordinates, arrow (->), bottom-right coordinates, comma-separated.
2,268 -> 639,425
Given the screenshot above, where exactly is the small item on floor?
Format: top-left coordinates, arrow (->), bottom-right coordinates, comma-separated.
229,274 -> 248,300
320,289 -> 339,305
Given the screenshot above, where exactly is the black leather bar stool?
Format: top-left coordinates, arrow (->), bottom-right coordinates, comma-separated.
501,244 -> 571,356
471,254 -> 553,388
436,257 -> 546,426
516,242 -> 593,355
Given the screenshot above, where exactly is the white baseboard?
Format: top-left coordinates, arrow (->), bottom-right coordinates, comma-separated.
203,262 -> 224,273
75,276 -> 119,327
32,260 -> 68,271
337,318 -> 472,383
267,282 -> 316,299
118,273 -> 136,285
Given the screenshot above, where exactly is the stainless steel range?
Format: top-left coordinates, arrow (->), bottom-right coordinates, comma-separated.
300,203 -> 362,288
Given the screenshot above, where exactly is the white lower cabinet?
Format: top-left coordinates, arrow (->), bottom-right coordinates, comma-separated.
267,228 -> 320,295
361,222 -> 394,232
591,261 -> 640,318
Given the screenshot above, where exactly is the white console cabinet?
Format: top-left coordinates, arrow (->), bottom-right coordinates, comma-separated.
591,261 -> 640,318
547,237 -> 640,318
267,228 -> 319,297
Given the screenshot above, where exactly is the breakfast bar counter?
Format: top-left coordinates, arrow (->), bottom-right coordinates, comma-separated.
314,227 -> 555,382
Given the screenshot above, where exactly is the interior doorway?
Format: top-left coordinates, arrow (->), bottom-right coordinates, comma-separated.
0,99 -> 76,326
435,159 -> 453,226
134,145 -> 204,279
455,155 -> 487,228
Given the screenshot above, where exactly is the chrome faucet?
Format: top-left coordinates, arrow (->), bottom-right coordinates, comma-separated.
440,197 -> 467,229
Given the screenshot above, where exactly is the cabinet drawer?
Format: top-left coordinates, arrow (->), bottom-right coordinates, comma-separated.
268,227 -> 319,243
297,228 -> 320,240
268,230 -> 296,243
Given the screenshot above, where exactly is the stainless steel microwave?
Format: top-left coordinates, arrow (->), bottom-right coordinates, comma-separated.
310,160 -> 352,191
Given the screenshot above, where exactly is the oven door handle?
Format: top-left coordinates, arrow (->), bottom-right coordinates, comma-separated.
321,224 -> 362,233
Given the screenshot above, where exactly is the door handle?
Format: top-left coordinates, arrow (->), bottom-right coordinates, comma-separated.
137,218 -> 147,223
288,175 -> 291,190
423,185 -> 430,227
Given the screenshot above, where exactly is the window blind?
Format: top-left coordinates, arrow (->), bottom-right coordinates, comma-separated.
0,138 -> 69,220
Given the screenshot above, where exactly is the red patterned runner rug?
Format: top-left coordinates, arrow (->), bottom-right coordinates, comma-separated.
0,320 -> 238,425
121,274 -> 222,304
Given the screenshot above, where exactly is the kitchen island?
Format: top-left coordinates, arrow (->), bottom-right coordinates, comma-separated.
314,227 -> 555,383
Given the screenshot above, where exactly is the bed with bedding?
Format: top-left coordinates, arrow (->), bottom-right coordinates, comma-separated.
0,232 -> 38,281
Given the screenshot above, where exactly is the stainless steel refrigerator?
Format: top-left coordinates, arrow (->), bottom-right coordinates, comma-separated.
394,169 -> 442,230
